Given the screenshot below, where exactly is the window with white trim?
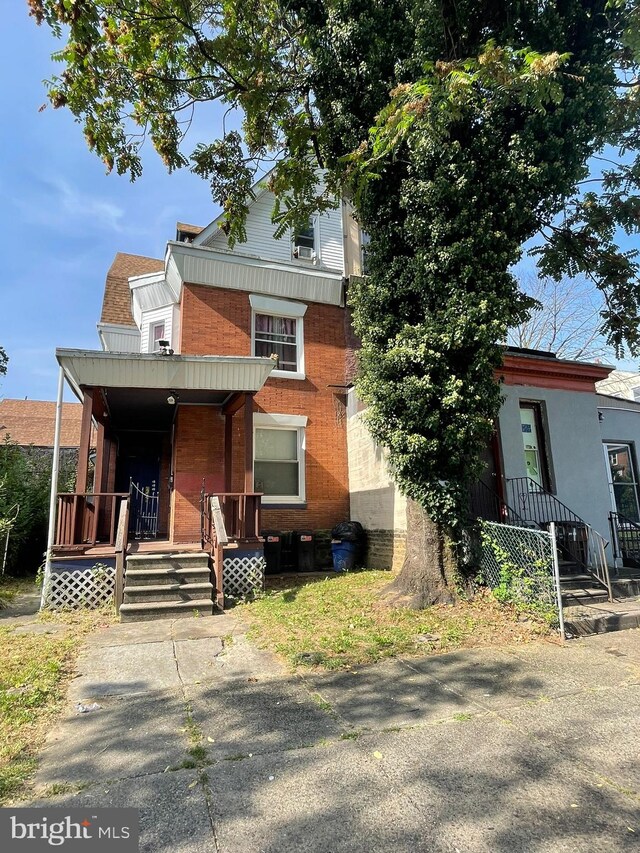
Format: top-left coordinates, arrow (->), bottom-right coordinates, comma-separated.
253,413 -> 307,504
150,321 -> 166,353
250,295 -> 306,380
292,217 -> 316,261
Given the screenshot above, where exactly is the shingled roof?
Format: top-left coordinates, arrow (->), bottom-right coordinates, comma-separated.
100,252 -> 164,327
176,222 -> 204,239
0,399 -> 87,448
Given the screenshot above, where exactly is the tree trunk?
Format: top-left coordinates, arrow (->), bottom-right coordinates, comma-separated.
383,499 -> 458,609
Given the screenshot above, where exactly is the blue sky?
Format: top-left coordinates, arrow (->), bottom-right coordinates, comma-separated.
1,5 -> 638,404
0,4 -> 225,402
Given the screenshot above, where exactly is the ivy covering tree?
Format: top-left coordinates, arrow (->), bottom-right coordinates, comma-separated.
29,0 -> 640,605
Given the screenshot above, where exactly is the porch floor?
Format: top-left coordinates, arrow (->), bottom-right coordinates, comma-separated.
51,540 -> 205,560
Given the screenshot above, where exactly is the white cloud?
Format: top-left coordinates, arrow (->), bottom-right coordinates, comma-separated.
12,176 -> 126,233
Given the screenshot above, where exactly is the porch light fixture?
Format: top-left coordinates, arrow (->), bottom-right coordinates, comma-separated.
167,392 -> 179,405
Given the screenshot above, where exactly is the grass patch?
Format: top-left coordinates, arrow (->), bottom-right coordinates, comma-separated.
0,605 -> 115,804
187,745 -> 208,763
237,570 -> 551,671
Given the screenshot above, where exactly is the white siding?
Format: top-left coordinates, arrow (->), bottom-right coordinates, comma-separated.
317,207 -> 344,271
203,189 -> 344,272
172,305 -> 181,354
140,305 -> 175,353
97,324 -> 141,353
57,349 -> 275,393
205,190 -> 292,262
167,243 -> 343,306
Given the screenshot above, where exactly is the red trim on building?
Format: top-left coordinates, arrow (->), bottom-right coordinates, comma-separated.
499,354 -> 613,393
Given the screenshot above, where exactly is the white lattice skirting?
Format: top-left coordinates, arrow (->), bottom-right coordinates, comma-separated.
43,567 -> 116,611
223,555 -> 265,598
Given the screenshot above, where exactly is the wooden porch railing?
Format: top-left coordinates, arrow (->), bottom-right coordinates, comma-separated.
201,492 -> 262,548
201,492 -> 262,609
55,493 -> 130,549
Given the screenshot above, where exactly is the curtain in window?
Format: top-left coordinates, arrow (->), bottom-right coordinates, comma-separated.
254,314 -> 297,371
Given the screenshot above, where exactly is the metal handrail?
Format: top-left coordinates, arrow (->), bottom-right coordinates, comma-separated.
468,480 -> 532,528
609,511 -> 640,565
506,477 -> 612,599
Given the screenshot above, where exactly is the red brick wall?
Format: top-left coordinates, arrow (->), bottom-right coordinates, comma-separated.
176,283 -> 350,536
172,405 -> 225,542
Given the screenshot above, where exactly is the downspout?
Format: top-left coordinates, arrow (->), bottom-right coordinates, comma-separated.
41,365 -> 65,610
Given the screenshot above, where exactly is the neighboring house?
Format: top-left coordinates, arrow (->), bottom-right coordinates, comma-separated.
0,398 -> 86,461
47,180 -> 368,617
596,369 -> 640,402
349,347 -> 640,591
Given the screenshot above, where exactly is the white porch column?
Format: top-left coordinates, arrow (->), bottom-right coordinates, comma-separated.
41,365 -> 65,610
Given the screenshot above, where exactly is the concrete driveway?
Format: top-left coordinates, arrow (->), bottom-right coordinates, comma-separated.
21,616 -> 640,853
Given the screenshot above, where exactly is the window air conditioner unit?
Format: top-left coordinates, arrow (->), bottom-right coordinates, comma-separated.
293,245 -> 315,260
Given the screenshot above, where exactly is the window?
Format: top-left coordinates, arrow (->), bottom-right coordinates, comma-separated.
150,321 -> 166,353
253,413 -> 307,504
250,294 -> 306,380
605,442 -> 640,521
519,402 -> 552,490
292,217 -> 316,260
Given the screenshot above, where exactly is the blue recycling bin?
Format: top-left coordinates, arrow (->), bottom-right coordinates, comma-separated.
331,540 -> 357,572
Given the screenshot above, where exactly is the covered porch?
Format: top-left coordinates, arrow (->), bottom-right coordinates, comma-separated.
47,349 -> 276,561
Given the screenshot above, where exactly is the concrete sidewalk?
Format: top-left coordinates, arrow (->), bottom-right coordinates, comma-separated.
20,616 -> 640,853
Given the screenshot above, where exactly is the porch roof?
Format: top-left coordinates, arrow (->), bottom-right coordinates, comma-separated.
56,348 -> 276,400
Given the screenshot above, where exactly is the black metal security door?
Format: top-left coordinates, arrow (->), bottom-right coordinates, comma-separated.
130,480 -> 160,539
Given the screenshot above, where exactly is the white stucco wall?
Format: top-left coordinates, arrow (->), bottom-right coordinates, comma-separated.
346,392 -> 406,532
498,385 -> 612,542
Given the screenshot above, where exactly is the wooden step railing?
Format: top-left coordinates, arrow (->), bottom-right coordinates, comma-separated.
200,492 -> 263,609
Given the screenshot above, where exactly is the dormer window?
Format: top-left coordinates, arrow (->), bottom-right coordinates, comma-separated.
150,321 -> 166,353
292,218 -> 316,261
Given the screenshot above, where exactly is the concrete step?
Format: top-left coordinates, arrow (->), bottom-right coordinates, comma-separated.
614,567 -> 640,579
611,578 -> 640,598
559,573 -> 599,589
126,552 -> 210,572
123,582 -> 214,604
562,588 -> 610,607
124,567 -> 211,587
564,608 -> 640,637
119,599 -> 214,623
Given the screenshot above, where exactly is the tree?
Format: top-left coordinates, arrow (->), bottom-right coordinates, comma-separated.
0,441 -> 75,576
0,346 -> 7,377
507,274 -> 614,362
29,1 -> 640,606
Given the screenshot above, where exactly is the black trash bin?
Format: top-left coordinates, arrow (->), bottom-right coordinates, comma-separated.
261,530 -> 282,575
280,531 -> 296,572
294,530 -> 315,572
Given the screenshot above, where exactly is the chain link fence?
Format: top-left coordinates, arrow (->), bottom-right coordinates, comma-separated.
479,520 -> 561,628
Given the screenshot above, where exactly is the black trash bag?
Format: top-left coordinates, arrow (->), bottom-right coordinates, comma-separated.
331,521 -> 365,542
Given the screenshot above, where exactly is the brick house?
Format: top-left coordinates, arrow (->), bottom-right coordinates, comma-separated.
46,183 -> 366,616
0,398 -> 86,454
